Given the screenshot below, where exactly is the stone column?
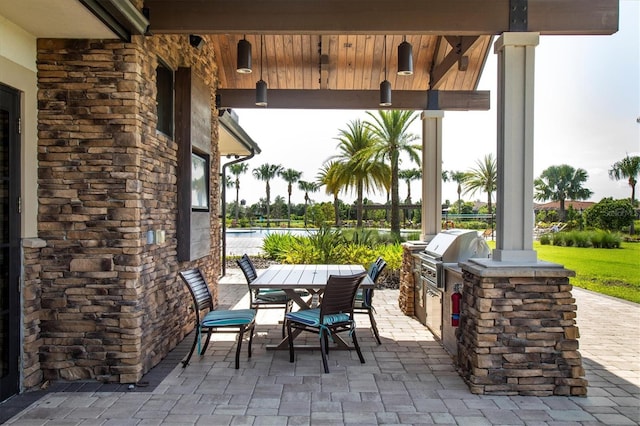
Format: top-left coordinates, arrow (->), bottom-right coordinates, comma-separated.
493,32 -> 539,262
421,110 -> 444,241
455,32 -> 586,397
457,261 -> 586,396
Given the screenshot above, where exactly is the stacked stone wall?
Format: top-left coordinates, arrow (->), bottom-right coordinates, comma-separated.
22,240 -> 46,389
33,34 -> 221,385
398,245 -> 416,315
456,266 -> 587,396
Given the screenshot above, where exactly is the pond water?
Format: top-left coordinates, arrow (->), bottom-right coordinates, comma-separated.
226,227 -> 421,238
226,228 -> 316,238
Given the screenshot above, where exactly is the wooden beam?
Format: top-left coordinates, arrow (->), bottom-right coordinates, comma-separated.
216,89 -> 490,110
144,0 -> 618,36
430,36 -> 479,89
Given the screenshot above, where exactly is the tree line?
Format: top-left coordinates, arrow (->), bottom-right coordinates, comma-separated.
226,111 -> 639,235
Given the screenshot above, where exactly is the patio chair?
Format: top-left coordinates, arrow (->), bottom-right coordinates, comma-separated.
285,271 -> 367,373
237,253 -> 294,337
179,268 -> 255,369
354,256 -> 387,344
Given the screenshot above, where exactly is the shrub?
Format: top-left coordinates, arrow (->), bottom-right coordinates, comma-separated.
549,230 -> 621,249
584,198 -> 635,231
342,228 -> 380,247
453,221 -> 488,230
280,238 -> 318,264
404,231 -> 422,241
262,233 -> 301,260
334,243 -> 376,266
552,233 -> 565,246
303,225 -> 345,264
539,234 -> 552,245
568,231 -> 591,248
373,243 -> 403,271
600,231 -> 622,248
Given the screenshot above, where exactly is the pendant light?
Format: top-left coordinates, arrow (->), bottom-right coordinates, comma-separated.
379,35 -> 392,106
397,35 -> 413,76
255,35 -> 268,106
236,36 -> 252,73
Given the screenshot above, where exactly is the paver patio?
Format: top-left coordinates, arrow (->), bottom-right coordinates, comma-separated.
2,269 -> 638,425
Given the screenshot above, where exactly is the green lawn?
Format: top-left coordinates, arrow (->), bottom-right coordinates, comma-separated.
534,241 -> 640,303
485,240 -> 640,303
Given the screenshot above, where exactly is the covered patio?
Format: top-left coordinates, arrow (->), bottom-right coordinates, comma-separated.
3,269 -> 638,424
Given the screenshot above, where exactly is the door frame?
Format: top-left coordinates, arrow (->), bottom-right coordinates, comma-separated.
0,83 -> 22,402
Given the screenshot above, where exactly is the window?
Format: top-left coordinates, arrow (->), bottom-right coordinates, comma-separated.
191,152 -> 209,211
156,60 -> 174,137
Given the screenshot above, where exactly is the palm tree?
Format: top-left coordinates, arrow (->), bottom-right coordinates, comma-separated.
228,163 -> 248,222
298,180 -> 319,227
462,154 -> 497,216
279,168 -> 302,228
365,110 -> 420,238
399,168 -> 421,225
317,161 -> 345,227
609,155 -> 640,234
534,164 -> 593,221
329,119 -> 389,228
449,170 -> 467,215
252,163 -> 284,227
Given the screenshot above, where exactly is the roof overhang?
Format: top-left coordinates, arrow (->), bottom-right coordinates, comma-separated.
218,109 -> 262,157
0,0 -> 149,40
143,0 -> 618,110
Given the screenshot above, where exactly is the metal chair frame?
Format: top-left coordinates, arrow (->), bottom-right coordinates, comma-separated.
286,272 -> 367,373
179,268 -> 255,369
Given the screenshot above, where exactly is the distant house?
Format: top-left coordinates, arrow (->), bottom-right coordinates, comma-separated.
533,201 -> 595,214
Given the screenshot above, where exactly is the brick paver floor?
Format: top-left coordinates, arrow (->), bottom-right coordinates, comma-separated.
2,269 -> 639,425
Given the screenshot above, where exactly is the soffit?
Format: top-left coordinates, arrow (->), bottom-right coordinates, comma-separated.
0,0 -> 116,39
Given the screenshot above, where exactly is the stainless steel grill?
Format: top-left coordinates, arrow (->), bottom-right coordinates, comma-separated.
416,229 -> 490,338
419,229 -> 490,287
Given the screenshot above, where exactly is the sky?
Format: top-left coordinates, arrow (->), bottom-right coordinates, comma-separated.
226,0 -> 639,207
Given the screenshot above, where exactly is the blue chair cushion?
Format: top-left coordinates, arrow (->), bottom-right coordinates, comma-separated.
256,289 -> 290,302
286,308 -> 351,327
256,289 -> 310,302
202,309 -> 256,327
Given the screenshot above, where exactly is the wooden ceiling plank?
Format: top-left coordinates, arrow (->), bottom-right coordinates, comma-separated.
409,35 -> 424,91
335,35 -> 348,90
264,35 -> 277,89
289,35 -> 300,89
327,35 -> 339,90
344,35 -> 356,90
217,35 -> 240,88
319,35 -> 330,90
352,35 -> 366,91
217,88 -> 490,110
421,35 -> 439,89
145,0 -> 618,36
361,35 -> 375,91
301,35 -> 315,89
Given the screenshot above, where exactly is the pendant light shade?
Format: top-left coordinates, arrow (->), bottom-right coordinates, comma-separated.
255,79 -> 268,106
397,36 -> 413,76
379,35 -> 392,106
255,35 -> 268,106
236,37 -> 252,74
379,80 -> 392,106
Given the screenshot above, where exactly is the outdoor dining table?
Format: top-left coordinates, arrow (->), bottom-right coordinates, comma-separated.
249,264 -> 374,350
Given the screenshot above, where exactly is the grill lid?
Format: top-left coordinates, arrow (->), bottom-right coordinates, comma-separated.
424,229 -> 490,263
